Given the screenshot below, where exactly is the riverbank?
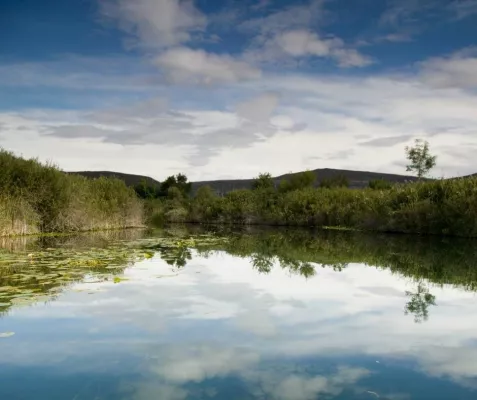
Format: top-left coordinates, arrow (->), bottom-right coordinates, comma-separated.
150,176 -> 477,237
0,149 -> 144,236
3,148 -> 476,238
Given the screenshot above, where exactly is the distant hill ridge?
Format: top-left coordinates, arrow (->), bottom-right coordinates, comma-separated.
67,168 -> 426,194
66,171 -> 161,187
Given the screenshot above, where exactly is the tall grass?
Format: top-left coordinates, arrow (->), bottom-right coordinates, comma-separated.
0,149 -> 144,236
162,176 -> 477,237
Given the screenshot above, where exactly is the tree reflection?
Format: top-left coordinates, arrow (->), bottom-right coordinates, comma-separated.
140,228 -> 477,323
322,262 -> 349,272
251,254 -> 274,274
3,226 -> 476,324
158,246 -> 192,270
404,282 -> 436,323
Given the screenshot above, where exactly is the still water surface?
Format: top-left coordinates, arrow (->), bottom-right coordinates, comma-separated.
1,227 -> 477,399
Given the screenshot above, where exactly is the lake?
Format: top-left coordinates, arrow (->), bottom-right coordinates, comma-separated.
1,226 -> 477,399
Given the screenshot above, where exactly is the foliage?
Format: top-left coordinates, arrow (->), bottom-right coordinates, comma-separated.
190,185 -> 221,222
404,282 -> 436,323
278,170 -> 316,192
134,174 -> 191,200
0,149 -> 143,235
153,168 -> 477,237
405,139 -> 437,179
320,174 -> 349,189
368,179 -> 393,190
158,173 -> 191,198
252,173 -> 275,190
134,178 -> 160,199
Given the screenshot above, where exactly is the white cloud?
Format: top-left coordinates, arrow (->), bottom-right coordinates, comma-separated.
0,56 -> 157,91
240,0 -> 326,36
154,47 -> 262,84
246,29 -> 372,68
262,367 -> 370,400
276,30 -> 334,57
235,92 -> 280,122
101,0 -> 207,48
151,345 -> 260,383
0,112 -> 194,179
239,0 -> 370,68
419,48 -> 477,89
234,309 -> 278,337
2,48 -> 477,180
5,251 -> 477,396
448,0 -> 477,20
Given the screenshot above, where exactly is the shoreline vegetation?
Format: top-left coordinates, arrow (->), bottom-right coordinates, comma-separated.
0,149 -> 143,237
145,174 -> 477,237
138,139 -> 477,238
141,160 -> 477,237
2,138 -> 477,238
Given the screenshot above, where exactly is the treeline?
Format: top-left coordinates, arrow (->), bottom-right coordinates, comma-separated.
0,149 -> 143,236
133,173 -> 191,199
146,170 -> 477,237
145,140 -> 477,237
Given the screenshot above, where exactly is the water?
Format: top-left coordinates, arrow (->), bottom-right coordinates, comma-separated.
1,227 -> 477,399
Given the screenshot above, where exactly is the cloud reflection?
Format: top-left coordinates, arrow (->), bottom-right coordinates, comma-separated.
1,248 -> 477,398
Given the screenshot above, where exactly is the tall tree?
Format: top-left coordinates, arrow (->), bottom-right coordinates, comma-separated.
405,139 -> 436,179
176,173 -> 192,196
134,178 -> 158,199
158,173 -> 191,197
252,173 -> 275,190
159,175 -> 177,197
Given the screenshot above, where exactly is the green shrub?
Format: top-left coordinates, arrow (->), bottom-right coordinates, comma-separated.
153,174 -> 477,237
0,149 -> 144,236
368,179 -> 393,190
320,174 -> 349,188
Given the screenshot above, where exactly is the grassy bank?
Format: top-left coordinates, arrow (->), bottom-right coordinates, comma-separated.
0,149 -> 144,236
150,176 -> 477,237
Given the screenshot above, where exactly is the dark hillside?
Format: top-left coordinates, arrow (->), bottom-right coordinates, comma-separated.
68,168 -> 429,195
190,168 -> 426,195
67,171 -> 161,187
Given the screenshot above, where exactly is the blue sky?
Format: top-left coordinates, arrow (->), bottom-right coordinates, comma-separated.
1,0 -> 477,180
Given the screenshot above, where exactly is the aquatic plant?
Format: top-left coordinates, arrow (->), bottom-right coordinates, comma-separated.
1,226 -> 476,324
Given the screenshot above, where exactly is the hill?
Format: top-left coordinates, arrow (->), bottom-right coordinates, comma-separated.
66,171 -> 161,187
191,168 -> 428,194
68,168 -> 424,195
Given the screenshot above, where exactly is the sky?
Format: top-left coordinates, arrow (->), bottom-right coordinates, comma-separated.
0,0 -> 476,181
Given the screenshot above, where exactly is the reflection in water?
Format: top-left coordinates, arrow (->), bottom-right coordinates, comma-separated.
2,227 -> 477,320
1,227 -> 477,399
405,281 -> 437,323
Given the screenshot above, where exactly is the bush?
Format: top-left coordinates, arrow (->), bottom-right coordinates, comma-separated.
320,174 -> 349,188
0,149 -> 144,235
153,172 -> 477,237
369,179 -> 393,190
